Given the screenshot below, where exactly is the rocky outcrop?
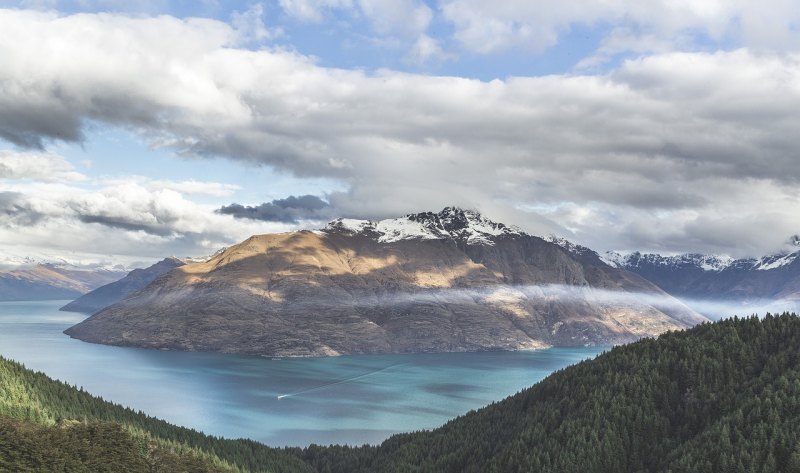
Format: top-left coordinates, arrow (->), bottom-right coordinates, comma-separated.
60,257 -> 185,314
65,208 -> 705,357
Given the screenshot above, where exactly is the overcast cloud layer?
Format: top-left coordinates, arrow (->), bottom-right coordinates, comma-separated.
2,6 -> 800,263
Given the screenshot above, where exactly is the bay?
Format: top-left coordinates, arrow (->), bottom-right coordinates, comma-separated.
0,300 -> 604,446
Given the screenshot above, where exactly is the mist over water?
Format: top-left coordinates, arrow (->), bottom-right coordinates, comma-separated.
350,283 -> 799,321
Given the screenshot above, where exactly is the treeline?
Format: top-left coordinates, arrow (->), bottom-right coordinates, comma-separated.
6,314 -> 800,472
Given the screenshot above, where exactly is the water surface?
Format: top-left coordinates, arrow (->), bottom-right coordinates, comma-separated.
0,300 -> 603,446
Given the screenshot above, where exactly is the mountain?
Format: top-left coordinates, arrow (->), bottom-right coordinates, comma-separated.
60,257 -> 185,314
64,208 -> 704,357
299,313 -> 800,473
0,264 -> 126,301
600,248 -> 800,315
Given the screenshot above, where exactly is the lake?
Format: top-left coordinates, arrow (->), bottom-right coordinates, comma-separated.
0,300 -> 604,446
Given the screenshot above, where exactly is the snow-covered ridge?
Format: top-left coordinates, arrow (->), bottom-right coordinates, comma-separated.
600,250 -> 798,272
322,207 -> 523,245
603,252 -> 736,272
753,253 -> 798,271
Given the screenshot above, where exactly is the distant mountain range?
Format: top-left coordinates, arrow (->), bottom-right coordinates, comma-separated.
64,208 -> 702,357
546,236 -> 800,317
60,257 -> 185,314
603,251 -> 800,304
0,264 -> 126,302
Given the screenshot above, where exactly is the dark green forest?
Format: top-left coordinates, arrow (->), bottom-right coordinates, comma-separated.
0,354 -> 312,473
5,314 -> 800,472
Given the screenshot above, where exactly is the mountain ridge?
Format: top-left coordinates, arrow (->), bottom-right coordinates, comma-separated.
548,235 -> 800,316
60,257 -> 186,314
0,264 -> 126,302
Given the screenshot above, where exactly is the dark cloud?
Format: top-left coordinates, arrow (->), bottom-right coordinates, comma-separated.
0,192 -> 43,226
77,214 -> 176,237
217,195 -> 333,223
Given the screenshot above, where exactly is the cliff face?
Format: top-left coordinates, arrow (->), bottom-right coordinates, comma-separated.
65,209 -> 705,357
60,257 -> 185,314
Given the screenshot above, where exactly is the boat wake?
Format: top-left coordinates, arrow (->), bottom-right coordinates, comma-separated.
277,363 -> 407,399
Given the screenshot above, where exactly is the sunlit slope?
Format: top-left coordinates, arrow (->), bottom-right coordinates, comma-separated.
66,227 -> 704,356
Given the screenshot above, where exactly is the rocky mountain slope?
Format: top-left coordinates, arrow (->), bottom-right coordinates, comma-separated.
65,208 -> 704,357
60,257 -> 185,314
0,264 -> 126,301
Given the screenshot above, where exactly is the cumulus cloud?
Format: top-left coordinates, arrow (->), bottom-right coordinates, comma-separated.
405,34 -> 451,64
217,194 -> 334,223
2,10 -> 800,256
0,150 -> 87,182
438,0 -> 800,56
0,173 -> 295,261
230,3 -> 282,44
278,0 -> 433,58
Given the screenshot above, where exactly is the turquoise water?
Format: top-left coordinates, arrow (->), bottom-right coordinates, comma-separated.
0,300 -> 604,446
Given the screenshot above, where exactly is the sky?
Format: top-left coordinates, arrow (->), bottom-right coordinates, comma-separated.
2,1 -> 800,268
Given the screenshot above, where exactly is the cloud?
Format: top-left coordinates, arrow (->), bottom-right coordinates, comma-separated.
0,191 -> 44,226
149,179 -> 241,197
438,0 -> 800,56
217,194 -> 333,223
230,3 -> 282,44
278,0 -> 353,23
3,10 -> 800,256
279,0 -> 431,37
278,0 -> 433,58
0,150 -> 87,182
405,34 -> 451,64
0,173 -> 295,261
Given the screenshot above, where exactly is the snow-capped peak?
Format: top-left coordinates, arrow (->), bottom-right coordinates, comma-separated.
322,207 -> 523,245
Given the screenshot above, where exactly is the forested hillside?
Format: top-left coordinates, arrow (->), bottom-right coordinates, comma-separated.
298,313 -> 800,473
0,356 -> 311,472
6,314 -> 800,472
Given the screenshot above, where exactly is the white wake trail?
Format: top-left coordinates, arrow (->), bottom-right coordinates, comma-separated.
277,363 -> 406,400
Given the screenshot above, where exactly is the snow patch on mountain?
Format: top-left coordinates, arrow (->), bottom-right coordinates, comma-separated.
600,251 -> 627,268
754,253 -> 799,271
322,207 -> 522,246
